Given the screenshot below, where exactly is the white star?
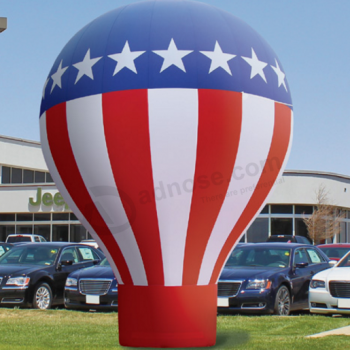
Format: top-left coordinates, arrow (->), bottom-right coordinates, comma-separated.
42,78 -> 49,99
153,38 -> 193,73
200,41 -> 236,75
108,41 -> 145,75
271,59 -> 288,91
50,60 -> 68,93
73,49 -> 102,84
241,48 -> 268,82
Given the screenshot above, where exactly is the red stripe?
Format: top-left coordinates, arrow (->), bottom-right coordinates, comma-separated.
102,90 -> 164,286
45,103 -> 132,284
210,103 -> 292,283
182,90 -> 242,285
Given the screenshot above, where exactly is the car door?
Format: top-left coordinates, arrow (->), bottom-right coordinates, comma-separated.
76,245 -> 102,269
290,248 -> 312,308
305,247 -> 330,275
53,246 -> 87,300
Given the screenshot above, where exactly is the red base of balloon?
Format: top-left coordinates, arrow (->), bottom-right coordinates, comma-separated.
118,284 -> 217,348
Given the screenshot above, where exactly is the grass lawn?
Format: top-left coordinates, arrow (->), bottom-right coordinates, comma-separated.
0,309 -> 349,349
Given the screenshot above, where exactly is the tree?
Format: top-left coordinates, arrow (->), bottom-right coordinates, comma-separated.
303,185 -> 346,245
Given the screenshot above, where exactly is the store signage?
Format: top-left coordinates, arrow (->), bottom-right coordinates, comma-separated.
29,188 -> 69,209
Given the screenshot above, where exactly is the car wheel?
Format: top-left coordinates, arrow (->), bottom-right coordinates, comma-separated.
33,282 -> 52,310
274,285 -> 290,316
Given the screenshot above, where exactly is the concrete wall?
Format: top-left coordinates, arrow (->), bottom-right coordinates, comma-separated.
0,135 -> 48,171
269,171 -> 350,209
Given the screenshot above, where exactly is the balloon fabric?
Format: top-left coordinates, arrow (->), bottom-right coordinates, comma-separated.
40,0 -> 293,347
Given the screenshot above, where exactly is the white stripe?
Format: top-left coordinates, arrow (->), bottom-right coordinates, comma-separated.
39,112 -> 123,284
212,109 -> 293,284
66,95 -> 148,286
198,93 -> 275,285
148,88 -> 198,286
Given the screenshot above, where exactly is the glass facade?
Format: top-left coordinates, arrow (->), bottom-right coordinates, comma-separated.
1,166 -> 53,185
238,205 -> 350,244
0,212 -> 91,242
246,218 -> 269,242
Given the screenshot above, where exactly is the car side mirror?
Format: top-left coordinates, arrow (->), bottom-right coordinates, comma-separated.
295,262 -> 308,268
92,259 -> 100,265
329,260 -> 337,267
58,260 -> 73,270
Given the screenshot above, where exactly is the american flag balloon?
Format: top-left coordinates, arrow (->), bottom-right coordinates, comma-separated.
40,0 -> 292,347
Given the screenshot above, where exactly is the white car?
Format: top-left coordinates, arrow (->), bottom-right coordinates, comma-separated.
309,252 -> 350,314
6,234 -> 47,243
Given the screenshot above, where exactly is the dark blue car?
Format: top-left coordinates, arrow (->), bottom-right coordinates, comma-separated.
217,243 -> 334,315
64,258 -> 118,311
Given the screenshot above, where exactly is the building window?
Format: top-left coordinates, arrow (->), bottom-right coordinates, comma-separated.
16,225 -> 33,234
271,205 -> 293,214
1,166 -> 10,183
17,213 -> 33,221
260,205 -> 269,214
247,218 -> 269,243
46,172 -> 54,183
70,213 -> 79,221
34,213 -> 51,221
1,166 -> 53,185
12,167 -> 22,183
0,213 -> 87,243
53,213 -> 69,221
0,225 -> 15,241
0,213 -> 15,221
339,222 -> 346,243
295,218 -> 310,240
34,171 -> 45,183
34,225 -> 51,241
271,218 -> 293,235
70,225 -> 87,242
23,169 -> 34,183
295,205 -> 313,215
52,225 -> 69,242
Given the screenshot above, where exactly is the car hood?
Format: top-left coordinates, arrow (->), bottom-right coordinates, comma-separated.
69,265 -> 115,279
219,266 -> 284,281
313,267 -> 350,282
0,264 -> 47,277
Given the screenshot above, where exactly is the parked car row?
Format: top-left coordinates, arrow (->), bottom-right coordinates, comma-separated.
0,242 -> 105,309
217,243 -> 334,315
1,240 -> 350,316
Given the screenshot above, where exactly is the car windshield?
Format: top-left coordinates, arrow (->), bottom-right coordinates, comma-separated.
336,252 -> 350,268
0,246 -> 59,266
225,247 -> 291,268
0,245 -> 11,257
100,258 -> 111,266
319,247 -> 350,259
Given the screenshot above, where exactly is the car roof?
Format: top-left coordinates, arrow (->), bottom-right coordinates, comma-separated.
239,242 -> 311,248
317,243 -> 350,248
9,242 -> 85,248
7,234 -> 40,236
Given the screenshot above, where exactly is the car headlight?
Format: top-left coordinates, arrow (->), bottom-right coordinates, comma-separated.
246,279 -> 271,290
310,280 -> 326,289
65,277 -> 78,287
6,276 -> 30,287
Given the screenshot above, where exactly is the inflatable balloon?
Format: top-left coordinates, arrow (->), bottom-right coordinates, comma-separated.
40,0 -> 292,347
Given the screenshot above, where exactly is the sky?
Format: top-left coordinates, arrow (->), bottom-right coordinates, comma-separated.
1,0 -> 350,176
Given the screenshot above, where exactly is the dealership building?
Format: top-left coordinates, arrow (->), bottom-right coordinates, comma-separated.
1,134 -> 350,244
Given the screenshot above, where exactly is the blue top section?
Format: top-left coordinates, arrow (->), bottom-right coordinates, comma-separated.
40,0 -> 292,116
